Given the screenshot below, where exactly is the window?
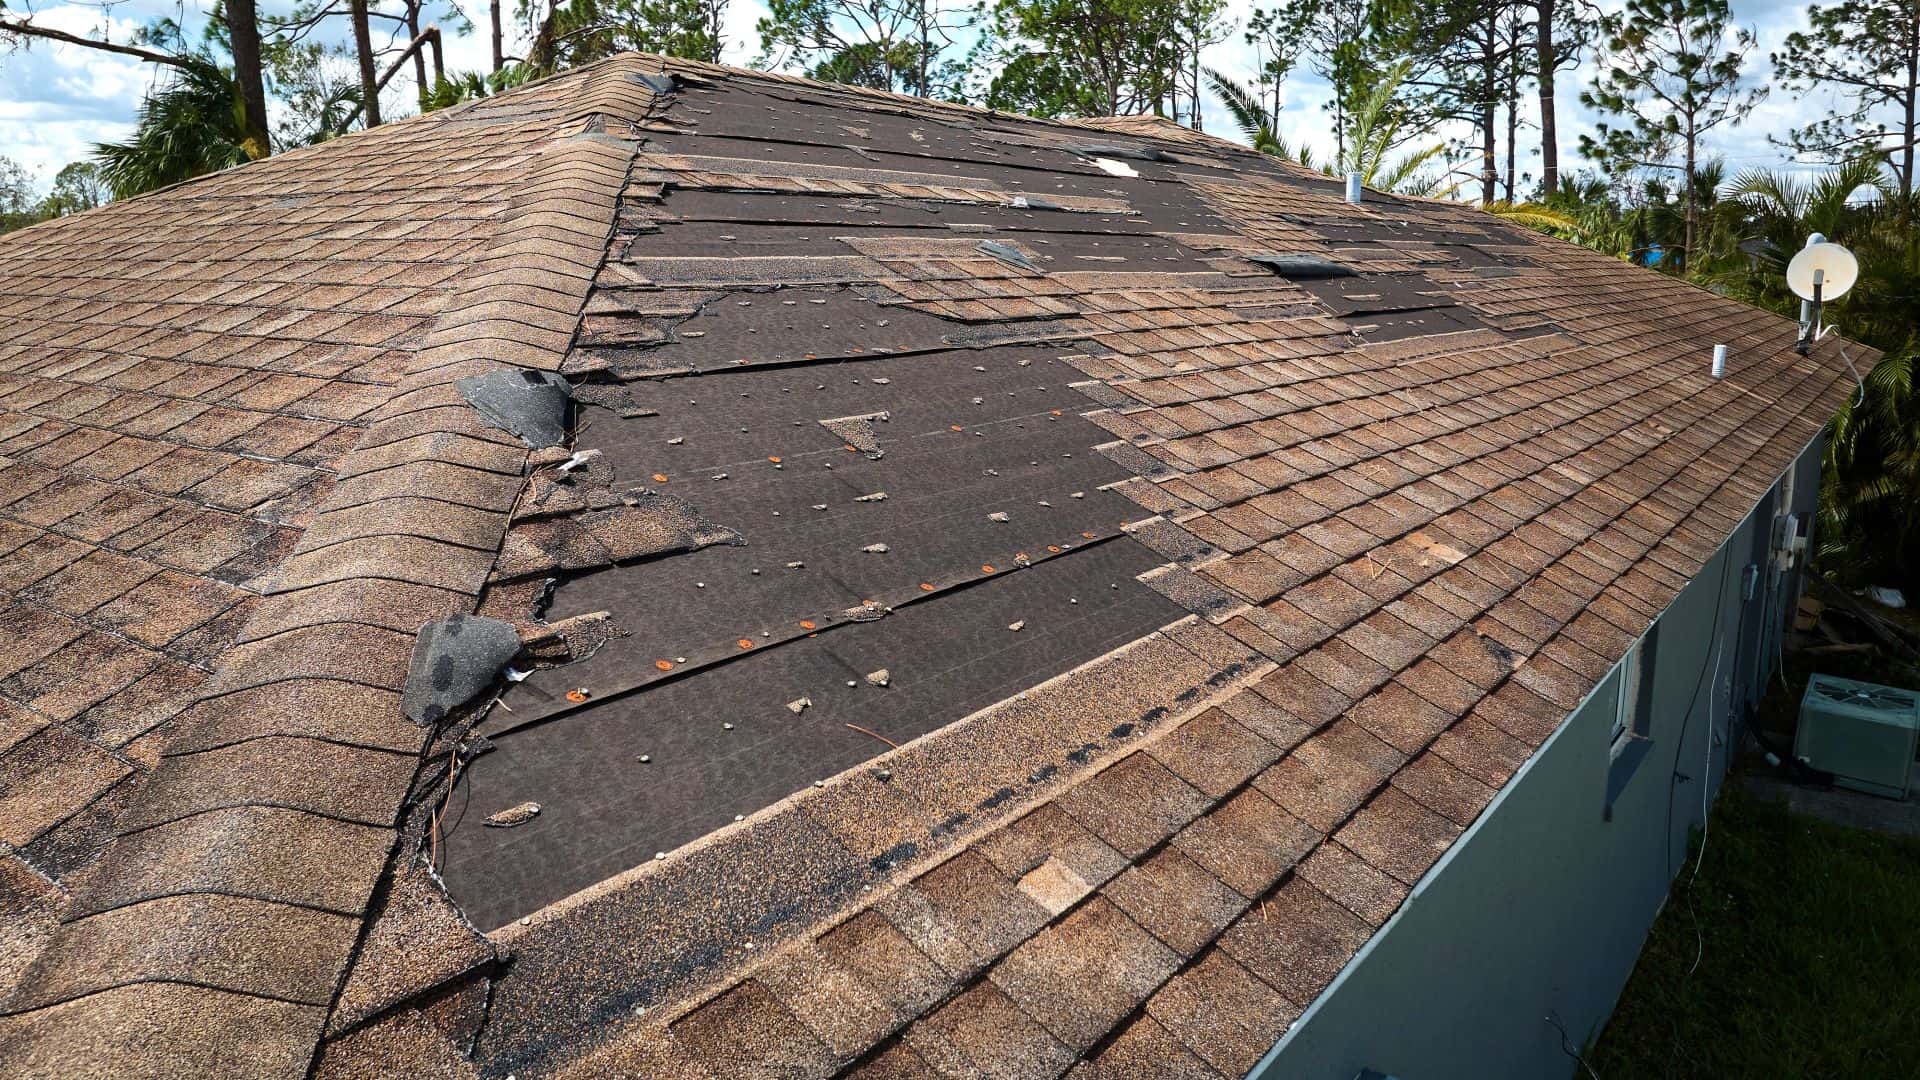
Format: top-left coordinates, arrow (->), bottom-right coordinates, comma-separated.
1605,622 -> 1659,819
1611,621 -> 1659,753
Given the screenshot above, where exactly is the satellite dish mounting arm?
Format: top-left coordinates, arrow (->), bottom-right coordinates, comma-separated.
1796,269 -> 1823,356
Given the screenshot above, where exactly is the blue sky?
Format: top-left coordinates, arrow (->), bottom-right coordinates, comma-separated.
0,0 -> 1857,196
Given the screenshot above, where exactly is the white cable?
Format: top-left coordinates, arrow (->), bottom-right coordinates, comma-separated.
1817,323 -> 1868,407
1694,638 -> 1721,890
1686,633 -> 1724,979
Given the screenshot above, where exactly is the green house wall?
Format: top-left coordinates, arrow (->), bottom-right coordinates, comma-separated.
1252,440 -> 1823,1080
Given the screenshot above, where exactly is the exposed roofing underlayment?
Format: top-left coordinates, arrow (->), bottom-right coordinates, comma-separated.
0,53 -> 1869,1079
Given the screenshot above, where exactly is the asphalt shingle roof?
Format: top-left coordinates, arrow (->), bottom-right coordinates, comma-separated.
0,53 -> 1867,1079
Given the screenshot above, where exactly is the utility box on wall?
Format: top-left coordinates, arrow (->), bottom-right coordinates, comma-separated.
1795,674 -> 1920,799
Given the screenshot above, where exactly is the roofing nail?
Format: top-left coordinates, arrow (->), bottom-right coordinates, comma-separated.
723,722 -> 734,730
639,754 -> 652,763
654,852 -> 666,860
862,543 -> 890,553
668,437 -> 684,445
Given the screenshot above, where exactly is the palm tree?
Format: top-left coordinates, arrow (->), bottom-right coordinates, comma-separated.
1205,62 -> 1453,196
1204,67 -> 1314,167
1335,62 -> 1456,196
1825,347 -> 1920,594
93,61 -> 253,199
1727,158 -> 1889,265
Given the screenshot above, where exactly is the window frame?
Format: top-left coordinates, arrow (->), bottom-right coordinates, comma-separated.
1605,621 -> 1659,819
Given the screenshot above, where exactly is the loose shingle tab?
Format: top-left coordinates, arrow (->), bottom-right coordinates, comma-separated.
400,613 -> 522,726
1248,254 -> 1358,279
456,369 -> 574,449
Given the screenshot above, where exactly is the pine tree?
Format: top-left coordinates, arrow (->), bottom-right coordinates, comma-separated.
1581,0 -> 1763,270
1773,0 -> 1920,202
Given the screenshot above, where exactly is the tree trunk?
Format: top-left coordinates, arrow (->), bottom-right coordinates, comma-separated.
1481,18 -> 1497,205
225,0 -> 272,158
491,0 -> 506,72
1903,23 -> 1917,205
1190,20 -> 1202,130
1505,91 -> 1518,199
1535,0 -> 1559,194
407,1 -> 430,108
351,0 -> 381,128
916,0 -> 930,96
1334,85 -> 1346,168
1683,125 -> 1697,272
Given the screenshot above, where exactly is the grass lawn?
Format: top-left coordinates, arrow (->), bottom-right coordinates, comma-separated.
1587,784 -> 1920,1078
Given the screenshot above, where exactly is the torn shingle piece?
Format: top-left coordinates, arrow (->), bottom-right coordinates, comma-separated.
819,411 -> 890,457
456,368 -> 573,449
400,613 -> 522,727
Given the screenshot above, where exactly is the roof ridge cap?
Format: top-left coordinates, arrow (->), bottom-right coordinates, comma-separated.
0,79 -> 650,1080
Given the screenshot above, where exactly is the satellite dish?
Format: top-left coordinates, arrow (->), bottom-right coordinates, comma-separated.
1786,242 -> 1858,301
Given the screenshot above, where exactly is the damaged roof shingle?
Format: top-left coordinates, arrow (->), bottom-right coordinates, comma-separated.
0,49 -> 1870,1080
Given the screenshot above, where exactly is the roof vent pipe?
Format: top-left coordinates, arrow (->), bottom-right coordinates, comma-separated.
1712,344 -> 1728,378
1345,171 -> 1364,205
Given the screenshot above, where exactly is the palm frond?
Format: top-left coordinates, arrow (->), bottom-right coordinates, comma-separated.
1203,67 -> 1272,148
93,61 -> 250,198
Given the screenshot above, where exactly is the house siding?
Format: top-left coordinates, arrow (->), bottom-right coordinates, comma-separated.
1250,438 -> 1823,1080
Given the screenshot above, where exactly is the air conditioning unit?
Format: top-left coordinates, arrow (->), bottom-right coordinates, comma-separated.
1794,674 -> 1920,799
